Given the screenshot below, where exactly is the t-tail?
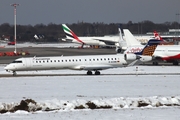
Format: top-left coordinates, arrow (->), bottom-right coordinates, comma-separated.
62,24 -> 85,45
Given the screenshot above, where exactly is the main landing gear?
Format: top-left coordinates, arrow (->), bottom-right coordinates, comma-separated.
13,71 -> 17,76
87,70 -> 101,75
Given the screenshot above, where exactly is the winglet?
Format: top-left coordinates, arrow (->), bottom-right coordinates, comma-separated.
62,24 -> 84,44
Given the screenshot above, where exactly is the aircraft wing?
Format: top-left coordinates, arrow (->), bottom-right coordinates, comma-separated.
93,38 -> 117,45
71,64 -> 114,71
127,59 -> 143,67
62,38 -> 73,42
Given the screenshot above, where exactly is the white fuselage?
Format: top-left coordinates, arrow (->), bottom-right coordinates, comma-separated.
72,36 -> 120,47
125,45 -> 180,61
4,54 -> 128,72
153,45 -> 180,58
65,36 -> 153,47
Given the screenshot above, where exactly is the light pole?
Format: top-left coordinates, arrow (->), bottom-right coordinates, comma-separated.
176,13 -> 180,32
11,3 -> 19,54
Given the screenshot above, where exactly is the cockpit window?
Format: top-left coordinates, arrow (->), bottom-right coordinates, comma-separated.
12,60 -> 22,63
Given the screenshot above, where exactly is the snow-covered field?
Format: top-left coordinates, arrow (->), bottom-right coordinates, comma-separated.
0,65 -> 180,120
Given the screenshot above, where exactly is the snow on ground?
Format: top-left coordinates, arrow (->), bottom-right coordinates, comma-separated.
0,65 -> 180,119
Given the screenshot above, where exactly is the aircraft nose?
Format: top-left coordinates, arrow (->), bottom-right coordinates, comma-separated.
4,66 -> 8,70
4,65 -> 11,71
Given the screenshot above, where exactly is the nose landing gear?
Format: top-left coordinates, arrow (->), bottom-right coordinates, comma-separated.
13,71 -> 17,76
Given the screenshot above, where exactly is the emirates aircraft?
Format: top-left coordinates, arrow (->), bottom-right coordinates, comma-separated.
62,24 -> 121,52
4,39 -> 157,76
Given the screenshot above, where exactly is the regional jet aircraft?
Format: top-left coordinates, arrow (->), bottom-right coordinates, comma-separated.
4,39 -> 158,76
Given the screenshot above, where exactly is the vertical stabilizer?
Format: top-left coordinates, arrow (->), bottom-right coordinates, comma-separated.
153,31 -> 163,40
123,29 -> 141,47
62,24 -> 84,44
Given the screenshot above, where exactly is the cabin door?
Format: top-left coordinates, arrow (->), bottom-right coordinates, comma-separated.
24,58 -> 31,69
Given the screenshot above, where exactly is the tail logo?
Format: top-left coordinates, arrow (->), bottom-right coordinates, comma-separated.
142,45 -> 157,56
62,24 -> 84,44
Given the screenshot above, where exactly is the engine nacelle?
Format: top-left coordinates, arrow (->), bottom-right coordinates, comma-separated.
116,48 -> 122,53
124,54 -> 152,62
124,54 -> 139,61
139,56 -> 152,62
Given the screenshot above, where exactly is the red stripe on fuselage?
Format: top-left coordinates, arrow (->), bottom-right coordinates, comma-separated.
70,31 -> 84,44
161,54 -> 180,61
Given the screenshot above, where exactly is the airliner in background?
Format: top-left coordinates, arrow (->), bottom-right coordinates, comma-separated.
122,29 -> 174,54
62,24 -> 122,52
123,29 -> 180,65
149,40 -> 180,65
4,39 -> 157,76
62,24 -> 169,54
122,29 -> 146,54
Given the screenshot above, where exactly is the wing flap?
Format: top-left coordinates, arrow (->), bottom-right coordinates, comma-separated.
71,65 -> 113,71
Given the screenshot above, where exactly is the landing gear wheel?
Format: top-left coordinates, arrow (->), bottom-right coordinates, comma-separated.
95,71 -> 100,75
13,71 -> 17,76
173,60 -> 179,65
87,71 -> 92,75
152,61 -> 158,65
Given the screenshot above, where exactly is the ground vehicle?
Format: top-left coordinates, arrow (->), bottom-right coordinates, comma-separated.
7,41 -> 15,45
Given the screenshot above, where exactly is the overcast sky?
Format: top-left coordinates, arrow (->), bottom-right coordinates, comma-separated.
0,0 -> 180,25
